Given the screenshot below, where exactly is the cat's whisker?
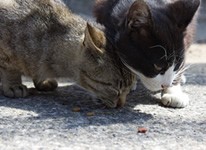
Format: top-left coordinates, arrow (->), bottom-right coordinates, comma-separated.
171,61 -> 184,80
173,63 -> 190,85
186,63 -> 195,69
150,45 -> 168,60
116,52 -> 136,74
167,51 -> 175,60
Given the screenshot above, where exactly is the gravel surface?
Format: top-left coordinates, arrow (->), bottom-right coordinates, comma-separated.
0,44 -> 206,149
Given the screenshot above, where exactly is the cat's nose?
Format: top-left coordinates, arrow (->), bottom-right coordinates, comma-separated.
161,84 -> 170,89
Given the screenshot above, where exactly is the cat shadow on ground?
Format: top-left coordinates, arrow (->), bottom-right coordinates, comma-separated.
0,80 -> 156,128
0,63 -> 205,129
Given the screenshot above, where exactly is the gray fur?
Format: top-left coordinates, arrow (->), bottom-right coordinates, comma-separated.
0,0 -> 136,108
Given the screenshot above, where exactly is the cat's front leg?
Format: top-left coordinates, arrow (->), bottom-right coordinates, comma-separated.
161,84 -> 189,108
33,78 -> 58,92
1,69 -> 28,98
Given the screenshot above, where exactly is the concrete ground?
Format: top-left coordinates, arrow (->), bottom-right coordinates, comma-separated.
0,44 -> 205,149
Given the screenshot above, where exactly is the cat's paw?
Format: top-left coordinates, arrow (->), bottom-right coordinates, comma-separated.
3,85 -> 28,98
161,92 -> 189,108
34,79 -> 58,92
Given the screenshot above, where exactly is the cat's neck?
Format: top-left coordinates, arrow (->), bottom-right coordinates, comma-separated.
31,13 -> 87,81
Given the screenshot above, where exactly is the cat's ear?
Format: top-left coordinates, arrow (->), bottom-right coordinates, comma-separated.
83,23 -> 106,55
126,0 -> 152,29
169,0 -> 200,29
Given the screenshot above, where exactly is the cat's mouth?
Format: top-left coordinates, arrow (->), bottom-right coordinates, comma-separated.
95,86 -> 130,108
98,93 -> 127,108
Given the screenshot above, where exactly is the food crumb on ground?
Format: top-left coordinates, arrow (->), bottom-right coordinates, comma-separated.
137,127 -> 148,133
86,112 -> 95,116
72,107 -> 81,112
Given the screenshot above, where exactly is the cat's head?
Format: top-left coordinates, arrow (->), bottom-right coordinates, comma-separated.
79,23 -> 136,108
116,0 -> 200,91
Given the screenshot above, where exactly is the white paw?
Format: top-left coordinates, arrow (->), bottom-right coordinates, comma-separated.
161,92 -> 189,108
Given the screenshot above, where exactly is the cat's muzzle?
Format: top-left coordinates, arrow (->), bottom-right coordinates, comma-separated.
100,90 -> 129,108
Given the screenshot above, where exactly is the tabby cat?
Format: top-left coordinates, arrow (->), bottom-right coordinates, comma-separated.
94,0 -> 200,108
0,0 -> 136,108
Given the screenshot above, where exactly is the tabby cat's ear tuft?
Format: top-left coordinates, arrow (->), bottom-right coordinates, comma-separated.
126,0 -> 151,29
83,23 -> 106,54
169,0 -> 200,29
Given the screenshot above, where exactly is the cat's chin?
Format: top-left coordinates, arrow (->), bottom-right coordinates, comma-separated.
136,73 -> 170,92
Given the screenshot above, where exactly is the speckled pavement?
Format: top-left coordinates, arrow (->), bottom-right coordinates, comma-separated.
0,44 -> 205,149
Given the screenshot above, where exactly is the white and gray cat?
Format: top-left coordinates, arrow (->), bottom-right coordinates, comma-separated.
0,0 -> 136,108
94,0 -> 200,108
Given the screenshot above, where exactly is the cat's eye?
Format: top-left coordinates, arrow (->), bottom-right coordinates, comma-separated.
154,64 -> 162,71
